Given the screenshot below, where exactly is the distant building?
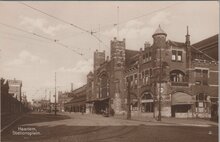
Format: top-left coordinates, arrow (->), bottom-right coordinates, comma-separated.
58,91 -> 72,112
8,79 -> 22,101
64,85 -> 87,113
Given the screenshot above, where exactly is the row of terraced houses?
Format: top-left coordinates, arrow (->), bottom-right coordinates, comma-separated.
60,26 -> 218,119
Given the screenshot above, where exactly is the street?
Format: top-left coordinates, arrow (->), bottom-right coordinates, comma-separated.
1,112 -> 218,142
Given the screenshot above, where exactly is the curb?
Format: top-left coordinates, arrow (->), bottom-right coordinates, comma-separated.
112,116 -> 217,127
1,114 -> 24,133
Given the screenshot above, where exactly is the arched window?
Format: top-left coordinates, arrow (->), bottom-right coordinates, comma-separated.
100,74 -> 108,98
170,70 -> 185,82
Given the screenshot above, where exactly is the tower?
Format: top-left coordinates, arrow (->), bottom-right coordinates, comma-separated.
152,25 -> 167,48
110,37 -> 126,114
93,50 -> 105,71
110,37 -> 126,70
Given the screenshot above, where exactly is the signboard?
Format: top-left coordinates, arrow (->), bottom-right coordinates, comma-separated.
141,99 -> 153,103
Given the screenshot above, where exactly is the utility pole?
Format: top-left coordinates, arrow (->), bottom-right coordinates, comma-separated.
55,72 -> 57,115
49,90 -> 51,113
127,78 -> 131,120
158,42 -> 162,121
117,6 -> 119,39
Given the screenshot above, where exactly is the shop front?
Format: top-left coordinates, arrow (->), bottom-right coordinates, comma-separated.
171,92 -> 194,118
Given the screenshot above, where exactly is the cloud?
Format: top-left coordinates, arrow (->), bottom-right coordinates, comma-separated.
57,59 -> 93,74
102,11 -> 171,40
148,11 -> 171,26
19,16 -> 67,36
6,50 -> 48,66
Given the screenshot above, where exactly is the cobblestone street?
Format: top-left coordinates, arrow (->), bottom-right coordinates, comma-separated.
1,112 -> 218,142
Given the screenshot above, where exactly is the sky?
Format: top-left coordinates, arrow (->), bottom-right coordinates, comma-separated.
0,1 -> 219,102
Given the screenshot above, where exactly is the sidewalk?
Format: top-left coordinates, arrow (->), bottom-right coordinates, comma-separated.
113,113 -> 218,127
1,113 -> 25,132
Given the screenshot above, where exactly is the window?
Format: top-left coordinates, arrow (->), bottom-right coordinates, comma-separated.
196,93 -> 208,109
177,51 -> 182,61
195,69 -> 208,85
134,74 -> 138,79
172,50 -> 176,61
202,70 -> 208,85
143,54 -> 145,59
172,50 -> 182,62
170,70 -> 185,82
146,53 -> 149,61
149,52 -> 152,60
145,70 -> 148,76
195,69 -> 202,77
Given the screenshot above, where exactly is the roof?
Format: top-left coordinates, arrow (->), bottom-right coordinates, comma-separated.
153,25 -> 167,37
69,84 -> 87,97
125,49 -> 139,66
192,34 -> 218,50
8,79 -> 22,85
192,34 -> 218,61
167,40 -> 185,47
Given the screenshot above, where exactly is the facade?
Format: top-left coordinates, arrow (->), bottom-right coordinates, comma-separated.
83,26 -> 218,118
64,85 -> 87,113
1,78 -> 28,114
8,79 -> 22,102
58,91 -> 72,112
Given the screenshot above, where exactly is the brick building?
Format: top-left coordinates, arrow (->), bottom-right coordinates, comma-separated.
8,79 -> 22,102
84,26 -> 218,118
58,91 -> 72,112
64,85 -> 87,113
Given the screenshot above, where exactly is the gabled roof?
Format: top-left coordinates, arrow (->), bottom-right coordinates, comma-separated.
167,40 -> 185,47
192,34 -> 218,50
125,49 -> 139,67
192,34 -> 218,61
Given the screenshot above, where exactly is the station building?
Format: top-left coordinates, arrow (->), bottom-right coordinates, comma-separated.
74,26 -> 218,119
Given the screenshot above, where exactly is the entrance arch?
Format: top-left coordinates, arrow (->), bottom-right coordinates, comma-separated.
171,92 -> 194,117
141,92 -> 154,112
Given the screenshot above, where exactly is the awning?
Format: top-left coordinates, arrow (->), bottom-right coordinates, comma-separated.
172,92 -> 195,105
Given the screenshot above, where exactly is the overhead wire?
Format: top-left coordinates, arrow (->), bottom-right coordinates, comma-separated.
0,22 -> 89,61
19,2 -> 109,49
93,2 -> 182,33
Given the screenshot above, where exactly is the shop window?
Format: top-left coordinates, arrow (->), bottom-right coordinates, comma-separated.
196,93 -> 208,108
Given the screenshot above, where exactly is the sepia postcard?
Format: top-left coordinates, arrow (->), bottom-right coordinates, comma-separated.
0,1 -> 219,142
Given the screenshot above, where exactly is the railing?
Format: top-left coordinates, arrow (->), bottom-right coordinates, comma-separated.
171,81 -> 189,86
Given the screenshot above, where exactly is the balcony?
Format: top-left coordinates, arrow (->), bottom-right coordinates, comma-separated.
171,81 -> 188,87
